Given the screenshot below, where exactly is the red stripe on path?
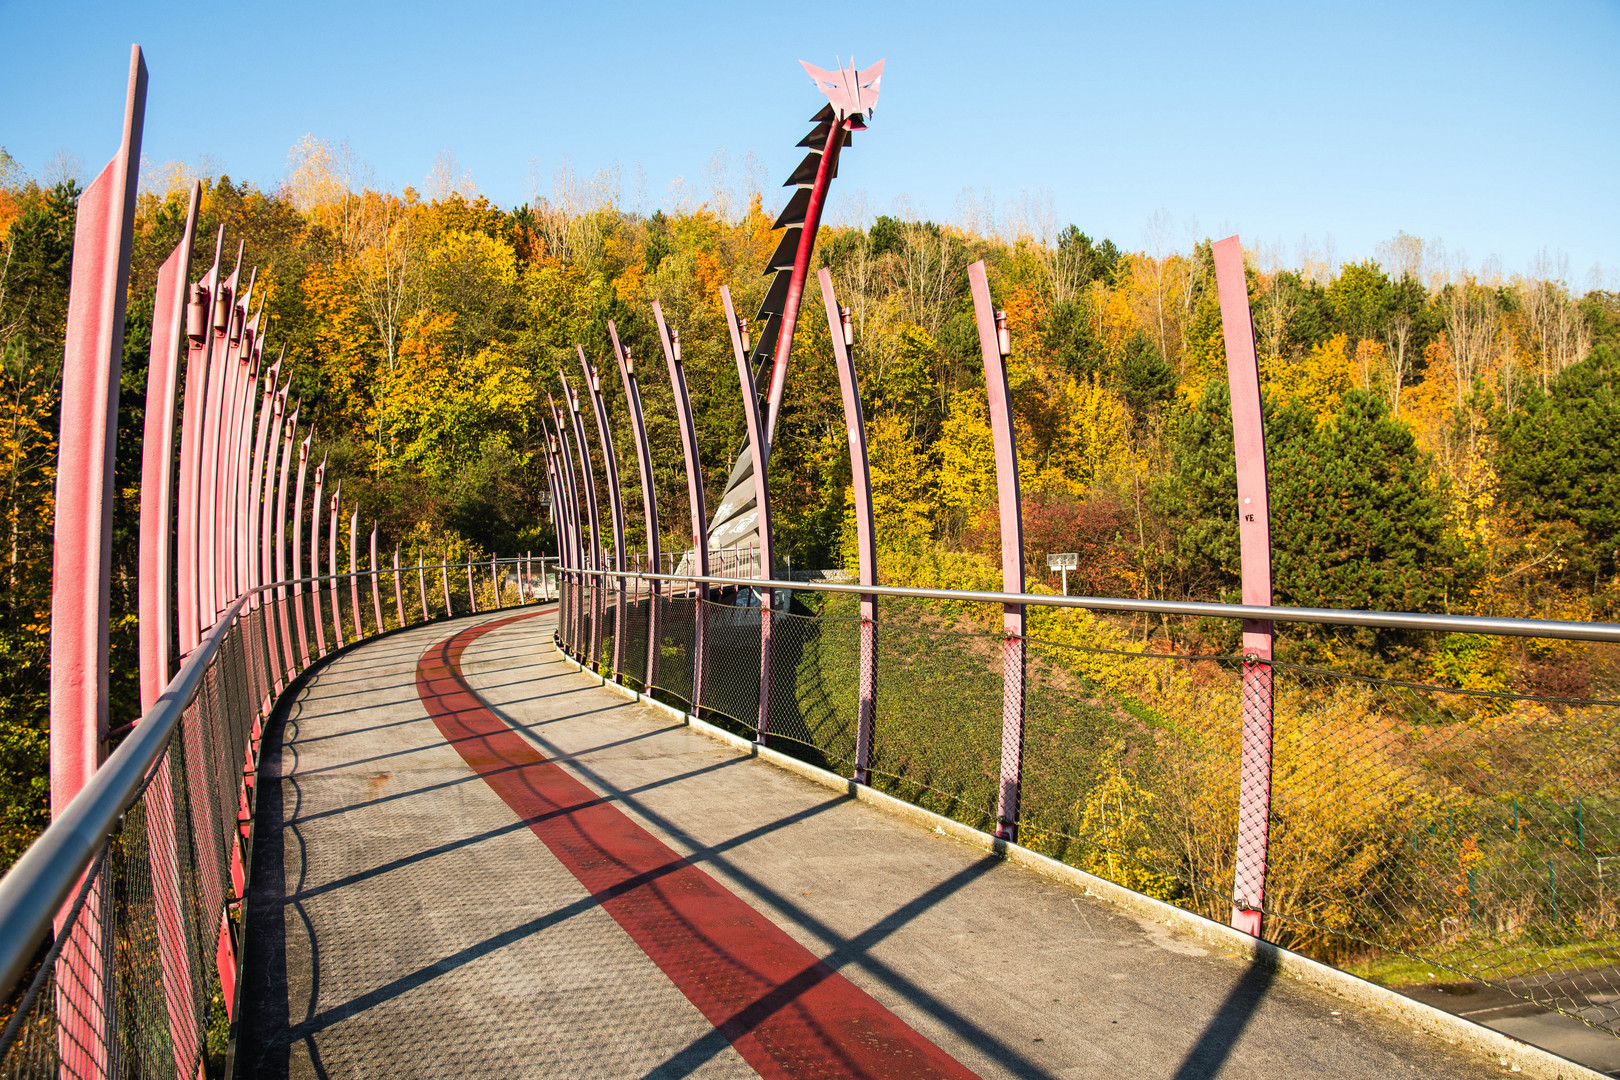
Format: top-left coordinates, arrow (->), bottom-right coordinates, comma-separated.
416,613 -> 980,1080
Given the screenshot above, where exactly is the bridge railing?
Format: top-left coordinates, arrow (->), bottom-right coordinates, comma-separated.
0,559 -> 550,1080
557,565 -> 1620,1036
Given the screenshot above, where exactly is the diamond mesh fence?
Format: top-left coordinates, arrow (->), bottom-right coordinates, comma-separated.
554,572 -> 1620,1037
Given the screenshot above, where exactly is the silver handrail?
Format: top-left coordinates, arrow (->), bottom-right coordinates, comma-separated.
568,566 -> 1620,644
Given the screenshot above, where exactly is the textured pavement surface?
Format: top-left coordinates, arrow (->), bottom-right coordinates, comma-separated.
236,607 -> 1524,1078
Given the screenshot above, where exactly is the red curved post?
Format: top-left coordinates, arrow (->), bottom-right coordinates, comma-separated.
609,322 -> 662,691
218,279 -> 250,603
967,260 -> 1027,843
817,268 -> 879,782
393,544 -> 406,627
652,300 -> 710,712
466,559 -> 478,614
547,400 -> 584,653
198,241 -> 236,624
309,456 -> 327,657
349,510 -> 363,640
417,553 -> 428,620
328,484 -> 345,648
177,231 -> 219,655
138,179 -> 196,711
246,349 -> 281,604
578,345 -> 628,677
370,523 -> 385,632
491,555 -> 500,609
561,371 -> 605,666
1212,235 -> 1276,937
721,286 -> 776,742
441,551 -> 453,617
273,406 -> 298,680
49,45 -> 144,1078
137,173 -> 198,1080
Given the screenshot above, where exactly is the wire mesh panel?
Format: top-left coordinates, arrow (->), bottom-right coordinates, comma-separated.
865,597 -> 1005,832
656,594 -> 697,711
762,593 -> 860,775
619,593 -> 649,691
1016,638 -> 1245,919
698,596 -> 762,741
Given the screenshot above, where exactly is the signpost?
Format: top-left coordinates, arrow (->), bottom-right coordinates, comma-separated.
1047,552 -> 1079,596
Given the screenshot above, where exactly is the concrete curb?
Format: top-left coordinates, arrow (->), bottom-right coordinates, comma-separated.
550,643 -> 1605,1080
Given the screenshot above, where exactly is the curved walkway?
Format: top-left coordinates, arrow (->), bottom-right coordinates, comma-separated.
236,607 -> 1511,1079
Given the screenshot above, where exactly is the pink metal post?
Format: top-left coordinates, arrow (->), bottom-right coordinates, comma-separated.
49,45 -> 144,1079
272,404 -> 298,680
1213,235 -> 1276,937
309,456 -> 327,657
349,510 -> 363,640
246,350 -> 281,604
547,402 -> 585,653
394,544 -> 406,627
610,323 -> 662,691
721,285 -> 776,741
491,555 -> 500,609
653,301 -> 710,711
328,484 -> 345,648
205,254 -> 242,613
561,371 -> 605,666
466,559 -> 478,614
177,234 -> 219,655
137,176 -> 199,1080
417,553 -> 429,620
291,436 -> 313,666
442,552 -> 453,617
138,179 -> 196,710
370,523 -> 385,632
817,268 -> 879,782
578,345 -> 628,677
967,260 -> 1028,843
197,242 -> 236,624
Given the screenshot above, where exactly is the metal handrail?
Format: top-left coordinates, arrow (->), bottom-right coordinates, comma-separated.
0,557 -> 553,999
568,566 -> 1620,644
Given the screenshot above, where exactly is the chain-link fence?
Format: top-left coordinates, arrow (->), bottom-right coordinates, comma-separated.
554,568 -> 1620,1037
0,561 -> 549,1079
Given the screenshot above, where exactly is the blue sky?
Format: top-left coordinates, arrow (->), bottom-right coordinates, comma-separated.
2,0 -> 1616,283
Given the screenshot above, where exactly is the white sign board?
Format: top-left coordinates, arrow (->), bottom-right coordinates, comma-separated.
1046,552 -> 1079,571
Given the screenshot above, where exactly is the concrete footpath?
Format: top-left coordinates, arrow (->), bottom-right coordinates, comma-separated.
235,607 -> 1544,1078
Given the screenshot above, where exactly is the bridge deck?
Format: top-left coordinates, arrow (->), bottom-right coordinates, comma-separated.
236,608 -> 1507,1079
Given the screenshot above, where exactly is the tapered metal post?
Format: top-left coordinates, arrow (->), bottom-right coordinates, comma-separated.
350,510 -> 363,640
291,437 -> 312,666
491,554 -> 499,609
610,322 -> 662,691
1213,235 -> 1276,937
417,554 -> 429,620
817,269 -> 879,782
49,46 -> 144,1079
442,551 -> 453,617
393,544 -> 406,627
579,345 -> 628,678
198,241 -> 236,624
561,371 -> 605,667
466,559 -> 478,614
309,456 -> 327,657
177,233 -> 219,655
136,176 -> 198,1080
653,301 -> 710,713
273,407 -> 298,680
967,261 -> 1027,843
721,286 -> 776,741
328,484 -> 344,648
246,349 -> 281,603
369,523 -> 384,632
547,403 -> 585,654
